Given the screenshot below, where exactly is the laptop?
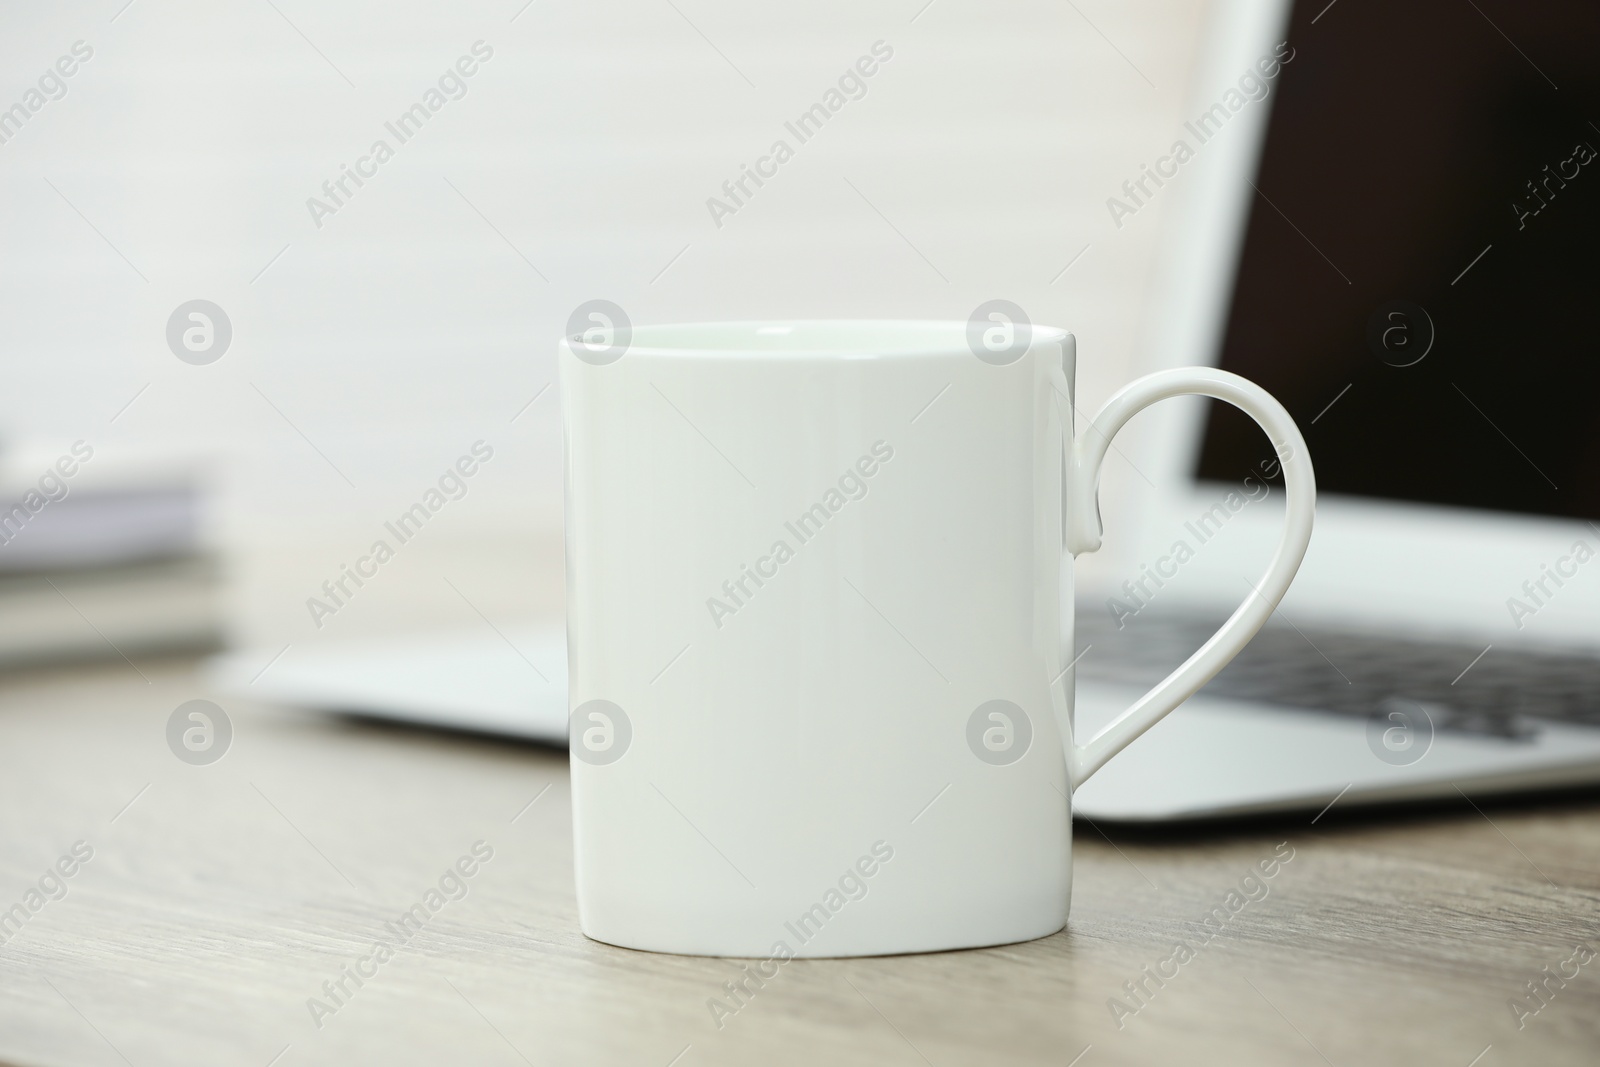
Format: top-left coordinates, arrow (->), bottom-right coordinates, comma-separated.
212,0 -> 1600,821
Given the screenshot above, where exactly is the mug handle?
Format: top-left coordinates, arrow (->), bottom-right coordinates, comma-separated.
1060,366 -> 1316,788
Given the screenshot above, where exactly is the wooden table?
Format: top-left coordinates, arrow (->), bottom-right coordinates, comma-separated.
2,655 -> 1597,1067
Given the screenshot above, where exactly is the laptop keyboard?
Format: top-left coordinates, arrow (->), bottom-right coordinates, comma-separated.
1074,610 -> 1600,741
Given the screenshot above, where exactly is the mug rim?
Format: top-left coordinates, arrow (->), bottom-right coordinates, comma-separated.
567,319 -> 1069,359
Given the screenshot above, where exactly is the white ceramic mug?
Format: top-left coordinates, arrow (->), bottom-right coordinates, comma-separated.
560,320 -> 1314,957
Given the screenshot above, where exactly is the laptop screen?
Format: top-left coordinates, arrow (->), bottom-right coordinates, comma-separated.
1195,0 -> 1600,522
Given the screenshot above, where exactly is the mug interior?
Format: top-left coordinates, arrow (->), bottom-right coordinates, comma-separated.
617,320 -> 1068,359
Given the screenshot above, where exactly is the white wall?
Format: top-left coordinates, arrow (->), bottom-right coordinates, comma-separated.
0,0 -> 1207,644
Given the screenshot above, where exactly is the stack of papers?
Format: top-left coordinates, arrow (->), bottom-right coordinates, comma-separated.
0,444 -> 225,669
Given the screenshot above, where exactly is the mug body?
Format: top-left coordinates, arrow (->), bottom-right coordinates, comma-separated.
561,321 -> 1077,957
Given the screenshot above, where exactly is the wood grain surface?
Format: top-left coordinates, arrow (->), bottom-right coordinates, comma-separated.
1,656 -> 1597,1067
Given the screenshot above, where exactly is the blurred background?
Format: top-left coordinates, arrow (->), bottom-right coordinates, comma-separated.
0,0 -> 1202,659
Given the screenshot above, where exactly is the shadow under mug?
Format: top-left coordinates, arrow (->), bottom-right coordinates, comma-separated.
561,320 -> 1315,957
